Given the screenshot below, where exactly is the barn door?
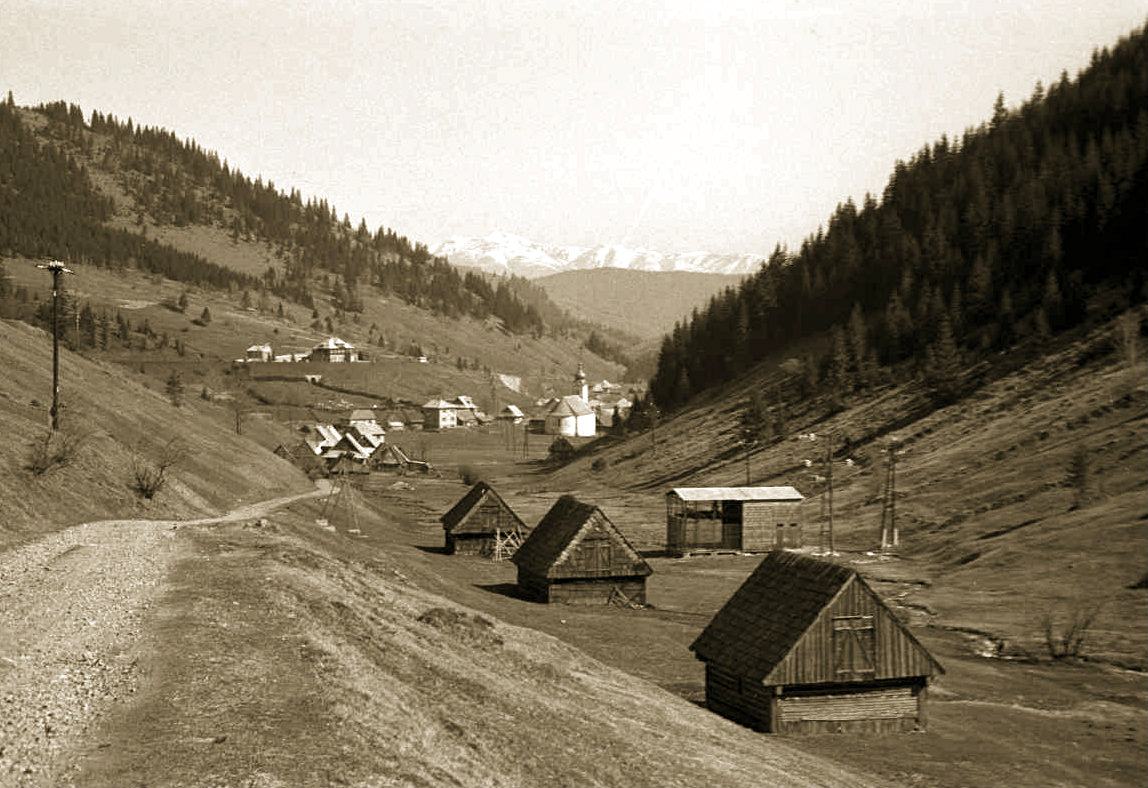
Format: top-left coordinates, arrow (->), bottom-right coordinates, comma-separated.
832,616 -> 876,679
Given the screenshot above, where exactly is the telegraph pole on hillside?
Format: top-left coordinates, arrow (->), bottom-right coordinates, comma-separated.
802,430 -> 836,555
879,438 -> 901,552
36,260 -> 74,431
823,432 -> 835,555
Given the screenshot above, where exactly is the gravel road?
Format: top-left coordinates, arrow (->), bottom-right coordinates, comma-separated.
0,484 -> 326,787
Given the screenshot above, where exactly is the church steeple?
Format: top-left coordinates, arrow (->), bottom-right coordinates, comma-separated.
575,363 -> 588,403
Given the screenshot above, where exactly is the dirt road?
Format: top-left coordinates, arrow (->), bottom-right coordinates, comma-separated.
0,483 -> 329,786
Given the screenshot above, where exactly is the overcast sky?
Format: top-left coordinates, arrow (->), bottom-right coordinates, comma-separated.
3,1 -> 1144,254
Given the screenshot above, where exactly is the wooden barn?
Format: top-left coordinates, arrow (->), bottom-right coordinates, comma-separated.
666,487 -> 804,556
512,496 -> 652,605
690,552 -> 943,734
440,482 -> 527,556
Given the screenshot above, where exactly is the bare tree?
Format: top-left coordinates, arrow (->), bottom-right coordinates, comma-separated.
1039,604 -> 1102,660
130,438 -> 186,499
25,428 -> 88,476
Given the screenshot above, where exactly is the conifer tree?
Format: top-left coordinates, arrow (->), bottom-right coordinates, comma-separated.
828,326 -> 852,401
165,371 -> 184,407
925,316 -> 961,403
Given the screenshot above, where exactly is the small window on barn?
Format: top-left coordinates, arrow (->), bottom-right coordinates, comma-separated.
832,616 -> 876,679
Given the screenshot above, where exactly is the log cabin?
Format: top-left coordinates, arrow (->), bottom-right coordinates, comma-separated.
512,496 -> 652,605
690,552 -> 943,734
666,487 -> 804,555
440,482 -> 527,556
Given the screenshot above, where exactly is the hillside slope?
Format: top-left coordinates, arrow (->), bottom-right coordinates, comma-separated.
0,99 -> 627,397
535,268 -> 745,339
70,511 -> 875,787
0,318 -> 311,549
542,312 -> 1148,668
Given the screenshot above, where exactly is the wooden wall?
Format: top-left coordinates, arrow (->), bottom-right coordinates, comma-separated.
516,568 -> 646,605
742,501 -> 802,551
776,684 -> 922,734
766,578 -> 936,686
704,665 -> 926,734
665,497 -> 747,553
549,577 -> 647,606
547,514 -> 647,580
446,533 -> 494,556
704,664 -> 777,732
453,497 -> 520,536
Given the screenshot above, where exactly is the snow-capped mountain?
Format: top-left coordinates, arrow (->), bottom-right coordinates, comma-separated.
431,232 -> 763,278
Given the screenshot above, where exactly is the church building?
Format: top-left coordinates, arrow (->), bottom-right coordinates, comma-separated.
544,364 -> 597,437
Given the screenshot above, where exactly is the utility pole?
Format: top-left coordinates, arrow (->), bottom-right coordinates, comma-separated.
822,432 -> 835,555
36,260 -> 74,431
879,439 -> 900,552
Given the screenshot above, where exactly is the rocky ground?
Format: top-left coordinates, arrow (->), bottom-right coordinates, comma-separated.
0,486 -> 327,786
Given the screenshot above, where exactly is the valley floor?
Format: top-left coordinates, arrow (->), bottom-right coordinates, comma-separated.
2,463 -> 1143,787
0,484 -> 874,788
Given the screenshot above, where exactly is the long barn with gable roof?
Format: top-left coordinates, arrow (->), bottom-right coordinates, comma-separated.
512,496 -> 652,605
691,552 -> 943,734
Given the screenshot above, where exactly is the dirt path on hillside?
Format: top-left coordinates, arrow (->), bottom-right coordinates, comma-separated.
0,482 -> 329,786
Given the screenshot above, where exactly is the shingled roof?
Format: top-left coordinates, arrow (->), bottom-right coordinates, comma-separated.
690,552 -> 943,684
690,552 -> 856,681
439,482 -> 524,534
512,495 -> 651,579
547,395 -> 593,418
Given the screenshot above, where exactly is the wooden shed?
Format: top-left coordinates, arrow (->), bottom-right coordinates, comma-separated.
666,487 -> 804,556
691,552 -> 943,734
440,482 -> 527,556
512,496 -> 652,605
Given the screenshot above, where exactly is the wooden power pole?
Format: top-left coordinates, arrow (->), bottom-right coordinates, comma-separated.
879,440 -> 900,552
36,260 -> 74,431
826,434 -> 835,558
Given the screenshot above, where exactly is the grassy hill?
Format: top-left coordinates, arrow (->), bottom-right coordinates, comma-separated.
539,310 -> 1148,670
535,268 -> 745,340
0,100 -> 629,408
1,255 -> 625,415
0,318 -> 312,549
74,502 -> 875,787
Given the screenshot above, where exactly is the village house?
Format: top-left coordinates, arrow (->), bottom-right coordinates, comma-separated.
440,481 -> 528,556
370,443 -> 437,475
511,496 -> 652,605
245,343 -> 273,362
380,410 -> 407,431
326,431 -> 375,464
497,404 -> 525,423
310,336 -> 359,363
691,552 -> 943,734
422,399 -> 458,430
347,409 -> 386,447
665,487 -> 804,555
305,424 -> 344,455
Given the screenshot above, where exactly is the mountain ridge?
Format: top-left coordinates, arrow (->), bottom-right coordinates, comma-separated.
433,231 -> 764,278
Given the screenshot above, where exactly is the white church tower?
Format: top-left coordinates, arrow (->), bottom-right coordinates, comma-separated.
575,363 -> 588,403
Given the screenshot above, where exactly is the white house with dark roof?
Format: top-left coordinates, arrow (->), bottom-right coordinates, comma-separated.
422,399 -> 458,430
245,343 -> 273,362
311,337 -> 358,363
